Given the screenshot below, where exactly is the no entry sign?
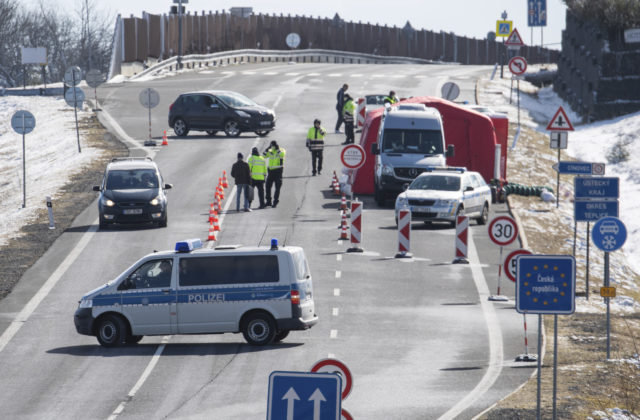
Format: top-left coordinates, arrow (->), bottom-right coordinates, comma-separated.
340,144 -> 365,169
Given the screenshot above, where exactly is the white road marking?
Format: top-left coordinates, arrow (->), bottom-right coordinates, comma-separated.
308,73 -> 321,76
264,71 -> 278,75
336,254 -> 342,261
337,240 -> 343,245
332,308 -> 339,316
333,288 -> 340,296
330,330 -> 338,339
328,353 -> 335,358
107,336 -> 171,420
241,71 -> 256,75
327,73 -> 342,77
0,225 -> 98,353
272,93 -> 284,110
351,74 -> 363,77
437,228 -> 504,420
285,72 -> 299,76
335,271 -> 341,278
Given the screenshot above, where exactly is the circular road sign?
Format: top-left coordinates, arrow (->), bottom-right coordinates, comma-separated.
11,110 -> 36,135
592,217 -> 627,252
340,144 -> 366,170
341,408 -> 353,420
504,249 -> 532,282
508,56 -> 528,75
64,66 -> 83,87
310,358 -> 353,400
285,32 -> 301,49
85,69 -> 104,88
592,163 -> 605,175
139,88 -> 160,109
64,87 -> 85,108
488,216 -> 518,246
441,82 -> 460,101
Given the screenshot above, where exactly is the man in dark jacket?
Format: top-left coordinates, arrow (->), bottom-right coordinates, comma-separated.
231,152 -> 252,212
335,83 -> 349,133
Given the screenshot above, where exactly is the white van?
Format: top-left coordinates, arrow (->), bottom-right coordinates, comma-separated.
371,104 -> 454,206
74,239 -> 318,347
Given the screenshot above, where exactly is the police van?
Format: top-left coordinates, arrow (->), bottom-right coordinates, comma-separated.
74,239 -> 318,347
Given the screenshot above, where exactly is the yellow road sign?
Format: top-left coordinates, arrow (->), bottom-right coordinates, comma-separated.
496,20 -> 513,37
600,287 -> 616,298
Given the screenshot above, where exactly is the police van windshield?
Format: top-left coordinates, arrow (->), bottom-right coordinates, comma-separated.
382,129 -> 443,155
410,174 -> 460,192
106,169 -> 159,190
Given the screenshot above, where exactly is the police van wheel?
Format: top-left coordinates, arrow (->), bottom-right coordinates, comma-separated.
96,315 -> 126,347
274,330 -> 290,342
242,313 -> 276,346
125,334 -> 143,344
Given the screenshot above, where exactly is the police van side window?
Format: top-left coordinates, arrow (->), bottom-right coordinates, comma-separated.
179,255 -> 279,286
119,259 -> 173,290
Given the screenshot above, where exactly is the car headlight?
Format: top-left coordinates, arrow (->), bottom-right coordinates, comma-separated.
235,110 -> 251,118
436,199 -> 457,207
101,197 -> 115,207
381,164 -> 394,176
78,299 -> 93,308
150,196 -> 161,206
396,195 -> 408,208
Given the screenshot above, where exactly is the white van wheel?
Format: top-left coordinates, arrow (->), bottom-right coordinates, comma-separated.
96,315 -> 126,347
274,330 -> 290,342
242,313 -> 276,346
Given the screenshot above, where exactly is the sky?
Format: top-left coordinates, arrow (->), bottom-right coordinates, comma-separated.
22,0 -> 567,49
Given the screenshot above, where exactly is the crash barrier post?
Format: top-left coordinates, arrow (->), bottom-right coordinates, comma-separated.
452,216 -> 469,264
395,208 -> 412,258
347,199 -> 363,253
46,196 -> 55,229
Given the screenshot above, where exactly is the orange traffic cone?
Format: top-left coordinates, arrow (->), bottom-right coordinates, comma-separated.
212,214 -> 220,231
340,211 -> 349,239
218,182 -> 225,200
207,222 -> 217,241
340,194 -> 347,211
330,171 -> 337,188
333,179 -> 340,196
161,130 -> 168,146
209,203 -> 217,223
222,171 -> 229,188
213,197 -> 220,214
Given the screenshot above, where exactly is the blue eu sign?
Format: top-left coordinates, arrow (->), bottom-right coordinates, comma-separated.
516,255 -> 575,314
592,217 -> 627,252
267,371 -> 342,420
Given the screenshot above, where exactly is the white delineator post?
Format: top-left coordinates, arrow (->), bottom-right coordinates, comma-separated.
452,216 -> 469,263
347,199 -> 363,253
395,208 -> 412,258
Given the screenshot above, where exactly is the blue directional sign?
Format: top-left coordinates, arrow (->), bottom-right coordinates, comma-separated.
574,200 -> 619,222
592,217 -> 627,252
553,161 -> 603,175
516,255 -> 575,314
267,371 -> 342,420
528,0 -> 547,27
574,177 -> 619,199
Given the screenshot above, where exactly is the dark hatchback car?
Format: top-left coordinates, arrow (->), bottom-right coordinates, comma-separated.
168,90 -> 276,137
93,158 -> 172,229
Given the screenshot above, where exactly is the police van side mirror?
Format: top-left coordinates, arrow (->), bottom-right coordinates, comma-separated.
164,183 -> 173,190
446,144 -> 455,158
92,185 -> 101,191
371,143 -> 380,155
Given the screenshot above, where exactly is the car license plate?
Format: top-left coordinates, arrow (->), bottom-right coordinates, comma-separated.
260,121 -> 271,126
123,209 -> 142,215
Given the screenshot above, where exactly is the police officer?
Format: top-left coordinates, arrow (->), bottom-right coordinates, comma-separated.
341,94 -> 355,145
248,147 -> 267,208
306,119 -> 326,176
335,83 -> 349,133
384,90 -> 399,105
264,140 -> 286,208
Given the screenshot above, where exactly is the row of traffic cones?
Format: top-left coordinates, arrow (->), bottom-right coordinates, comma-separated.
207,170 -> 229,241
331,171 -> 341,195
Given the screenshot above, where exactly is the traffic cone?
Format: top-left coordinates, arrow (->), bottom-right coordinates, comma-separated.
218,181 -> 225,200
161,130 -> 168,146
340,211 -> 349,239
333,179 -> 340,195
340,194 -> 347,211
330,171 -> 337,188
212,214 -> 220,231
208,203 -> 216,223
222,171 -> 229,188
207,222 -> 217,241
213,197 -> 220,214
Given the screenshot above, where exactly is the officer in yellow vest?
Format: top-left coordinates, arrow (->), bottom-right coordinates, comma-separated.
263,140 -> 286,208
342,94 -> 356,145
306,119 -> 326,176
248,147 -> 267,209
383,90 -> 399,105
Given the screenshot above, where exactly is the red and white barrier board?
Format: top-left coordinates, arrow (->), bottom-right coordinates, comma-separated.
356,98 -> 366,130
453,216 -> 469,263
395,209 -> 412,258
347,200 -> 363,252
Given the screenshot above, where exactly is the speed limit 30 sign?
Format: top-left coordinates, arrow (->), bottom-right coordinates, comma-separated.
488,216 -> 518,246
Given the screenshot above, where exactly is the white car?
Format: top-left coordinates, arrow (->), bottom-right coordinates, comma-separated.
394,167 -> 491,227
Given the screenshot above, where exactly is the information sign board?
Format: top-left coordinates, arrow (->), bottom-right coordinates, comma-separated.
267,371 -> 341,420
574,177 -> 619,199
516,255 -> 576,314
574,200 -> 619,222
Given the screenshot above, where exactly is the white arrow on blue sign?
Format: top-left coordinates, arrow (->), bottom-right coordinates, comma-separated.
267,371 -> 342,420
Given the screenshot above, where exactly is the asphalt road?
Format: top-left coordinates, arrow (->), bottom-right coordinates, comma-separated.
0,63 -> 539,419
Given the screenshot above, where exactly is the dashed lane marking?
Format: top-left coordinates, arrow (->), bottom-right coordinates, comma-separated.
330,330 -> 338,339
334,288 -> 340,296
335,271 -> 341,278
332,308 -> 339,316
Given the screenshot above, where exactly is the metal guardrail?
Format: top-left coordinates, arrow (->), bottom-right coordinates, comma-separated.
128,49 -> 452,81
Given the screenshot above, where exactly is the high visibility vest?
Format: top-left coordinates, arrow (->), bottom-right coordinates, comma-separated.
306,126 -> 326,151
265,147 -> 286,170
247,155 -> 267,180
384,96 -> 398,104
343,100 -> 355,122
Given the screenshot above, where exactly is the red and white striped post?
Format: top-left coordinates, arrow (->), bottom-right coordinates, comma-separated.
395,209 -> 412,258
515,314 -> 538,362
452,216 -> 469,264
347,199 -> 363,253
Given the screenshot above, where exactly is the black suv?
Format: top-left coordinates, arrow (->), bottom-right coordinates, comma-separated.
93,157 -> 172,229
168,90 -> 276,137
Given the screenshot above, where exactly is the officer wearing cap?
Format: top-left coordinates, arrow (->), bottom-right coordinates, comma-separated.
264,140 -> 286,207
248,147 -> 267,208
306,119 -> 326,176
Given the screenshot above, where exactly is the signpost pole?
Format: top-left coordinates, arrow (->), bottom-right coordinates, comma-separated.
586,222 -> 590,300
572,220 -> 576,256
552,314 -> 558,420
517,78 -> 521,126
148,89 -> 152,143
22,129 -> 26,208
556,147 -> 560,208
536,314 -> 542,420
605,251 -> 610,359
72,71 -> 82,153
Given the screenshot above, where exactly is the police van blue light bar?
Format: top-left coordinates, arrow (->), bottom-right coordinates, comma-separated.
424,166 -> 466,173
270,238 -> 278,250
175,238 -> 203,252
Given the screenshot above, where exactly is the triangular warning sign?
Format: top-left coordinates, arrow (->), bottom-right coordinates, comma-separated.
505,28 -> 524,46
546,106 -> 574,131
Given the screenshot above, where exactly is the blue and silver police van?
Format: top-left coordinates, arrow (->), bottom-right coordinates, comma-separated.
74,239 -> 318,347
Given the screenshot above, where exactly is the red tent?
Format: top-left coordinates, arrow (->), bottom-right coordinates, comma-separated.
350,96 -> 506,194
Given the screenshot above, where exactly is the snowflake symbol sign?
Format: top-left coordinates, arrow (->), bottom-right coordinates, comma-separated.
602,235 -> 617,250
